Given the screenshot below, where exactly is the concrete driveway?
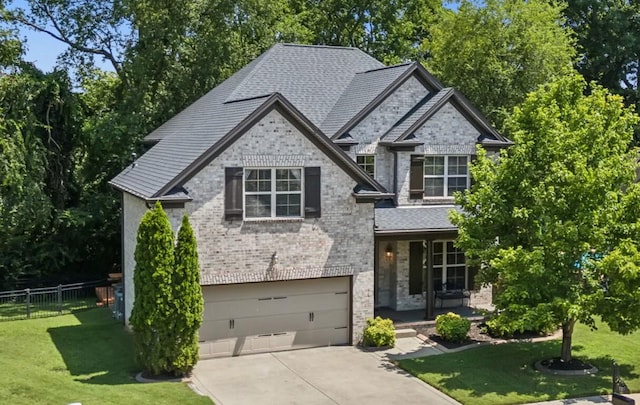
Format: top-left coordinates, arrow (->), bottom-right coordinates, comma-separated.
192,345 -> 460,405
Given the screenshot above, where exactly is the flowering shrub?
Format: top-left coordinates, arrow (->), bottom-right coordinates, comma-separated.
435,312 -> 470,343
362,316 -> 395,347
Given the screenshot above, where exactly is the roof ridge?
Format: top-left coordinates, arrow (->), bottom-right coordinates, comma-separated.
280,43 -> 360,51
224,46 -> 279,103
223,93 -> 273,104
358,62 -> 414,74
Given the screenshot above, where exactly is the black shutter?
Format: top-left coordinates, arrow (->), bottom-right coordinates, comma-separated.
304,167 -> 321,218
225,167 -> 243,220
409,155 -> 424,199
409,241 -> 424,295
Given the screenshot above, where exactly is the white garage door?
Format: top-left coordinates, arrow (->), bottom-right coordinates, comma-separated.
199,277 -> 350,358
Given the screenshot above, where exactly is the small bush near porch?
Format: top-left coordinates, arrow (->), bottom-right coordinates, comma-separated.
399,320 -> 640,405
0,308 -> 211,404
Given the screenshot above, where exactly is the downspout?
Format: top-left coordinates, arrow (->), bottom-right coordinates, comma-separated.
119,192 -> 125,325
393,150 -> 398,205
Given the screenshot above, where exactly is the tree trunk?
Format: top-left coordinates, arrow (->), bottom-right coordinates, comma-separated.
560,318 -> 576,363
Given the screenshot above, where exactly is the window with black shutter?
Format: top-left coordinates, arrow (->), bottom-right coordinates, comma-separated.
226,166 -> 321,220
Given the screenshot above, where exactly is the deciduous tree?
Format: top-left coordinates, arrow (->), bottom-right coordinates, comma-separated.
452,73 -> 640,363
426,0 -> 575,129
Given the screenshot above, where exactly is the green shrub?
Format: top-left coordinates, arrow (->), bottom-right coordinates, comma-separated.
362,316 -> 396,347
485,306 -> 558,338
171,215 -> 204,376
435,312 -> 471,343
130,201 -> 176,376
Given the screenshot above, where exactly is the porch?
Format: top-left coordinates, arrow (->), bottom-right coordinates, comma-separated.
375,305 -> 490,328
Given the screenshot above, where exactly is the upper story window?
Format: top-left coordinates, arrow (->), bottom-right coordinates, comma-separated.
423,156 -> 468,197
356,155 -> 375,177
244,168 -> 302,218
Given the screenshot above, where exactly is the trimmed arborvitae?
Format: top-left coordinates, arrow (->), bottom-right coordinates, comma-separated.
129,201 -> 175,376
171,214 -> 203,375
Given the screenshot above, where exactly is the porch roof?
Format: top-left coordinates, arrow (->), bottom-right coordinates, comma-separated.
374,205 -> 461,235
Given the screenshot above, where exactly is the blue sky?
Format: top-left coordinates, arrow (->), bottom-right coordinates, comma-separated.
12,0 -> 114,72
21,29 -> 68,72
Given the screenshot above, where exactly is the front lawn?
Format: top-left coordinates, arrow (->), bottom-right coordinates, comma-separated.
399,321 -> 640,405
0,308 -> 211,405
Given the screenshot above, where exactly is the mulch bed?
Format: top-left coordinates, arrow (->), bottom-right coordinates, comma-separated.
415,322 -> 551,350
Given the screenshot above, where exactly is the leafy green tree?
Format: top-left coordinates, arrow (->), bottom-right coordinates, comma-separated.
563,0 -> 640,140
130,202 -> 176,376
452,73 -> 640,363
426,0 -> 575,129
295,0 -> 442,63
171,215 -> 203,375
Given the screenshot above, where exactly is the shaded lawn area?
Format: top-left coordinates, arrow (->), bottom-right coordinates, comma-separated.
0,297 -> 97,321
399,321 -> 640,405
0,308 -> 212,405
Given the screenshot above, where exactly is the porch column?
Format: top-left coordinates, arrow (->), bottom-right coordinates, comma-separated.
425,240 -> 435,319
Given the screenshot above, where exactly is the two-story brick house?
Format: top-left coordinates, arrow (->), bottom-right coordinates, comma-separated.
110,43 -> 511,358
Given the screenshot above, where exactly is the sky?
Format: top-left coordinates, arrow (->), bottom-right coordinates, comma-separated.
11,0 -> 114,73
22,29 -> 68,72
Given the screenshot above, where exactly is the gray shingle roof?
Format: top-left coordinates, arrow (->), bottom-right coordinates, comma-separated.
111,95 -> 268,199
111,44 -> 387,199
226,44 -> 384,125
320,63 -> 412,137
374,205 -> 462,233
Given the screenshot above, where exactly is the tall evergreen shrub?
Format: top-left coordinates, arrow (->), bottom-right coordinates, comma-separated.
129,201 -> 175,375
171,215 -> 203,375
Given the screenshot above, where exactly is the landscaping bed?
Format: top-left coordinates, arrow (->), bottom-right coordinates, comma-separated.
415,321 -> 552,350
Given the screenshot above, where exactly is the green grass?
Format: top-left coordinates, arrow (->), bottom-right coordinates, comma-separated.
0,297 -> 97,320
399,321 -> 640,405
0,308 -> 212,405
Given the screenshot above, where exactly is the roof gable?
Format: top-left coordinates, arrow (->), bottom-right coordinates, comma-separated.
389,88 -> 511,145
329,62 -> 444,140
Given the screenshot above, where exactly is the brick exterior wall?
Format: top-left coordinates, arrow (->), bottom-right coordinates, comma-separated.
338,75 -> 490,313
396,102 -> 481,206
376,240 -> 394,308
347,75 -> 430,191
121,109 -> 375,343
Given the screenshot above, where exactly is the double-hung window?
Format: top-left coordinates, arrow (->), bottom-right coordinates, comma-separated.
244,168 -> 302,218
433,241 -> 467,290
424,156 -> 468,197
356,155 -> 375,177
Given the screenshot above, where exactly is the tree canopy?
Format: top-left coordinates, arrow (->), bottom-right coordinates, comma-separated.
426,0 -> 576,129
452,73 -> 640,362
564,0 -> 640,124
